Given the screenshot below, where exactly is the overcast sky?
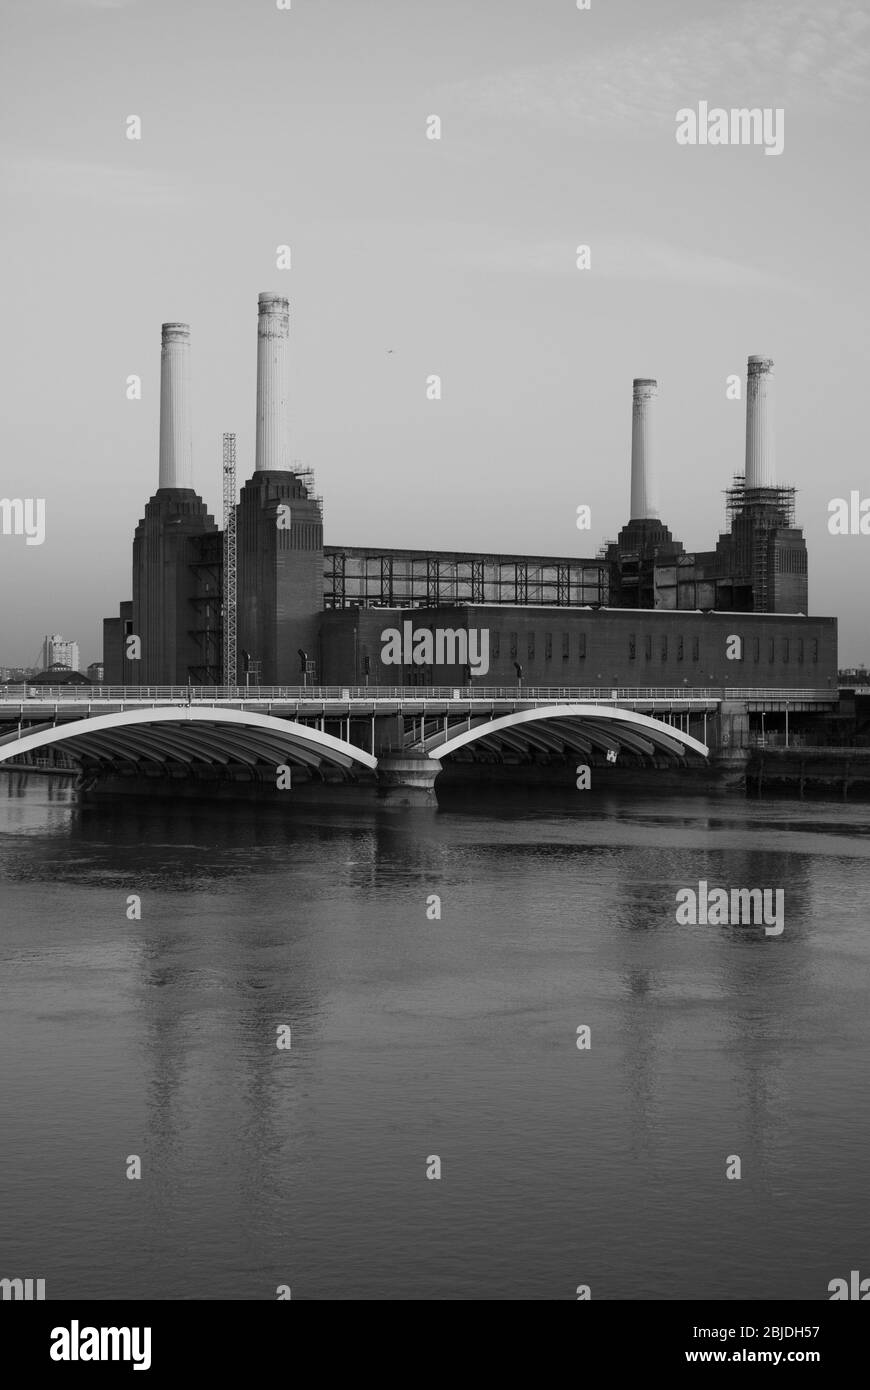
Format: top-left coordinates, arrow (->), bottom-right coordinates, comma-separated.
1,0 -> 869,666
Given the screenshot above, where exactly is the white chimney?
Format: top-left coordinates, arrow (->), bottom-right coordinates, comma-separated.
255,292 -> 290,473
158,323 -> 193,490
745,355 -> 775,488
630,378 -> 659,520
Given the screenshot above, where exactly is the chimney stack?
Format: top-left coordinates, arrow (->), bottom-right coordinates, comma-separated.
630,378 -> 659,520
745,355 -> 775,488
158,323 -> 192,490
255,291 -> 290,473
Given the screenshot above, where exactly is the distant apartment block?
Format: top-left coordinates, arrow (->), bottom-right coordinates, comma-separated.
42,634 -> 80,673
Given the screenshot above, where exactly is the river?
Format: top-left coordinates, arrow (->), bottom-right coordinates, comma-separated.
1,774 -> 867,1300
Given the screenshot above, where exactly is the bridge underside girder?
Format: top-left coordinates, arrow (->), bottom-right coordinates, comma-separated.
415,705 -> 709,765
0,708 -> 378,778
0,703 -> 708,784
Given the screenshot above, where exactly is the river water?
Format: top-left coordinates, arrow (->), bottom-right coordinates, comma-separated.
0,774 -> 868,1301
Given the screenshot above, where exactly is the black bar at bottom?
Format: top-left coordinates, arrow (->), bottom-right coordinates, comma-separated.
2,1299 -> 865,1376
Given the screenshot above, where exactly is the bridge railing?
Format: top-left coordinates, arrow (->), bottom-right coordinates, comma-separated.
0,684 -> 837,704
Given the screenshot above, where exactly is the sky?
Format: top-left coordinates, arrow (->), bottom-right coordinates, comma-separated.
1,0 -> 869,667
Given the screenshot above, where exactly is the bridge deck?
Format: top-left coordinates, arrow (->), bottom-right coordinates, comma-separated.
0,684 -> 836,717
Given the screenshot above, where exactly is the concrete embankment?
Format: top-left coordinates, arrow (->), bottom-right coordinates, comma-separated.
747,747 -> 870,799
11,750 -> 868,802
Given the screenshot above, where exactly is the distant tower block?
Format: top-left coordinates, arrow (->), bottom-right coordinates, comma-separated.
630,378 -> 659,520
158,323 -> 193,490
745,355 -> 775,488
255,292 -> 290,474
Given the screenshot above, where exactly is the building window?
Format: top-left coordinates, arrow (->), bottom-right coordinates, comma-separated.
797,638 -> 804,663
510,632 -> 517,658
578,633 -> 587,659
528,633 -> 535,660
783,639 -> 789,663
769,639 -> 775,663
492,632 -> 500,658
562,632 -> 570,660
677,636 -> 683,661
661,636 -> 668,662
645,635 -> 652,660
811,639 -> 819,663
545,632 -> 552,660
629,634 -> 636,660
753,637 -> 760,662
692,637 -> 699,662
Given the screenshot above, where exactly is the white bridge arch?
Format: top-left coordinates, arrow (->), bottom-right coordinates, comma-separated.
0,705 -> 378,773
419,704 -> 709,762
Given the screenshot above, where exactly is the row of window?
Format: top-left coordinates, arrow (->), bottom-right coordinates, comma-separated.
627,634 -> 819,664
494,633 -> 586,661
774,548 -> 808,574
489,632 -> 820,663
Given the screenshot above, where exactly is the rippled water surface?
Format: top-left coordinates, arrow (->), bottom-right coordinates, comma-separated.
1,774 -> 868,1300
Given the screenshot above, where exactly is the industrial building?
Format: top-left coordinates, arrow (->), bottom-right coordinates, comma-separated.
103,293 -> 835,693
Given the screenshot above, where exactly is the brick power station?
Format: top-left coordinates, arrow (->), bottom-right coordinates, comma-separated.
103,294 -> 836,692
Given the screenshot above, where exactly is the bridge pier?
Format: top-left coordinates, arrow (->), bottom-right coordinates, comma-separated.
375,752 -> 440,807
710,700 -> 751,787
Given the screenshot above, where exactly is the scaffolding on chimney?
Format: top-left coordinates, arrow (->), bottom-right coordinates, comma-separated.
292,460 -> 324,519
222,432 -> 237,685
724,475 -> 797,614
724,476 -> 796,528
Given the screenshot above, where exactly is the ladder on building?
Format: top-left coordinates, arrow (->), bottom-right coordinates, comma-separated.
752,516 -> 774,613
222,433 -> 237,686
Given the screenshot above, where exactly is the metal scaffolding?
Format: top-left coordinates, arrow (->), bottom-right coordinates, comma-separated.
323,547 -> 608,610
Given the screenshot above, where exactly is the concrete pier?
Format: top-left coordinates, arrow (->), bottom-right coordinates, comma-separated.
376,752 -> 441,806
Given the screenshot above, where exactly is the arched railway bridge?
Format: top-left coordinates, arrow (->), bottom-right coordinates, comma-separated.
0,684 -> 835,800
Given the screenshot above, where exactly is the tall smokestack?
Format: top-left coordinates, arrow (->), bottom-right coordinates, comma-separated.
255,291 -> 290,473
745,355 -> 775,488
158,323 -> 192,490
630,378 -> 659,520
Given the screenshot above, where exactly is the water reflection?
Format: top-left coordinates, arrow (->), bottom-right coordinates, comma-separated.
1,777 -> 869,1298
